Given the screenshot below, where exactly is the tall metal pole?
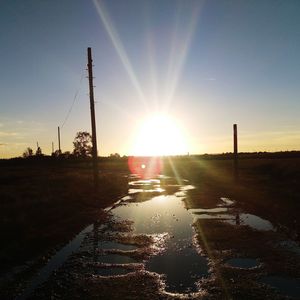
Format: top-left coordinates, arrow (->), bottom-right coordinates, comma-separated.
233,124 -> 239,181
58,126 -> 61,154
87,47 -> 99,189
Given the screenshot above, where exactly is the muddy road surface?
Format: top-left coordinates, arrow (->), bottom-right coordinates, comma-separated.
12,175 -> 300,299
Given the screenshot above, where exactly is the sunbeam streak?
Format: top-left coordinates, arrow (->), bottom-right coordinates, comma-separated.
146,30 -> 159,110
92,0 -> 147,109
167,156 -> 183,186
164,2 -> 203,110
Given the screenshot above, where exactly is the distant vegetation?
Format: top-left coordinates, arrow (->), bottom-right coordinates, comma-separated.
73,131 -> 92,158
16,149 -> 300,161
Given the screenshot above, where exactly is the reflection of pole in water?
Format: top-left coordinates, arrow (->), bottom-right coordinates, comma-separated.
233,124 -> 239,182
235,213 -> 240,225
93,222 -> 99,270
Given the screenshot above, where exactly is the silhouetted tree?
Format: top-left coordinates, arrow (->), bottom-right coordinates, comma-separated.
23,147 -> 33,158
110,153 -> 121,159
73,131 -> 92,157
62,151 -> 72,159
52,149 -> 61,157
36,146 -> 43,156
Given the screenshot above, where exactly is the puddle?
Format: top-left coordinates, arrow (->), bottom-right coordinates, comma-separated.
18,177 -> 286,298
191,207 -> 229,214
219,197 -> 235,206
128,188 -> 164,194
113,195 -> 193,235
174,191 -> 186,197
179,185 -> 195,191
129,179 -> 160,186
225,213 -> 274,231
110,183 -> 209,293
96,267 -> 134,276
98,241 -> 137,251
278,240 -> 300,255
226,258 -> 259,269
194,214 -> 235,221
17,225 -> 93,300
121,196 -> 132,201
259,276 -> 300,298
98,254 -> 137,264
146,246 -> 208,293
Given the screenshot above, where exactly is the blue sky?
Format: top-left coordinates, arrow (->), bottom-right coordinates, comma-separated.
1,0 -> 300,157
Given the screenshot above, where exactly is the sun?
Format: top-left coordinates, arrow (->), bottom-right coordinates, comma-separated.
131,113 -> 188,156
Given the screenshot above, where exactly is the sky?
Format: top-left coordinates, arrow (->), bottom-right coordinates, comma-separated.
0,0 -> 300,158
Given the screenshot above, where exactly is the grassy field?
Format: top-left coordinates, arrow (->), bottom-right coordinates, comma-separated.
0,158 -> 129,275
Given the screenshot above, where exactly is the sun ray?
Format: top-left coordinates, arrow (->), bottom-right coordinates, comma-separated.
97,97 -> 135,121
164,2 -> 203,111
146,30 -> 159,111
167,156 -> 184,186
92,0 -> 147,109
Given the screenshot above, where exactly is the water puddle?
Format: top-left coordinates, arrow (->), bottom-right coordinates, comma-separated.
259,276 -> 300,298
225,213 -> 274,231
225,258 -> 259,269
96,267 -> 134,276
120,195 -> 132,201
194,213 -> 235,220
278,240 -> 300,255
219,197 -> 235,206
191,207 -> 229,214
98,241 -> 137,251
98,254 -> 137,264
129,179 -> 160,186
111,191 -> 209,293
17,225 -> 93,300
146,246 -> 208,293
18,176 -> 291,298
179,185 -> 195,191
128,188 -> 164,194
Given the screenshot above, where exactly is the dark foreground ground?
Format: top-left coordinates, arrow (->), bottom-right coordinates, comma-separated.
0,158 -> 128,274
0,154 -> 299,299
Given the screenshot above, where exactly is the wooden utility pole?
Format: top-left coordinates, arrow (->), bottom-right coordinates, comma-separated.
233,124 -> 239,181
87,47 -> 99,189
58,126 -> 61,153
52,142 -> 54,154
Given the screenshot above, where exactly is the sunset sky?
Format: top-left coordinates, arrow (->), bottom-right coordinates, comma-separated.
1,0 -> 300,158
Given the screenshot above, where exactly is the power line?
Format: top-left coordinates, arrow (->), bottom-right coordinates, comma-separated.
61,70 -> 85,129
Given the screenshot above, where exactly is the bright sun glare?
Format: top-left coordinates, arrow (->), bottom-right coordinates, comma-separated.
131,114 -> 188,156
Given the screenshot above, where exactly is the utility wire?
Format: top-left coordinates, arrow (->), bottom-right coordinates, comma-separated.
61,70 -> 85,129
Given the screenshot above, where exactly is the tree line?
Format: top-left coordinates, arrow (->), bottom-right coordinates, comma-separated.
22,131 -> 108,159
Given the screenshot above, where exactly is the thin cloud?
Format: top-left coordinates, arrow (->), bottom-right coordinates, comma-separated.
0,131 -> 18,137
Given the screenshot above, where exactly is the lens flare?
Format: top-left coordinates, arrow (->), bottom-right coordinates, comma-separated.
128,156 -> 162,179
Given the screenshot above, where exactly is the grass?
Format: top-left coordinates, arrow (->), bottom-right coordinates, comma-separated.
0,158 -> 129,274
